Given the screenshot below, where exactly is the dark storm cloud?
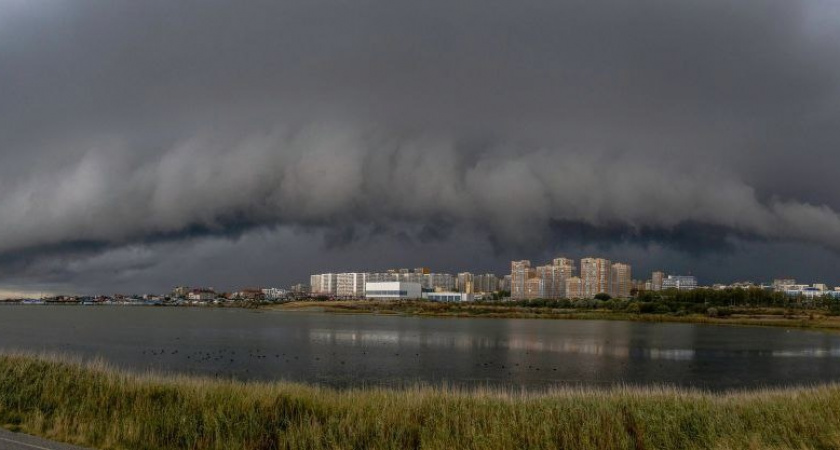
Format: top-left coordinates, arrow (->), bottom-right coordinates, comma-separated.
1,0 -> 840,292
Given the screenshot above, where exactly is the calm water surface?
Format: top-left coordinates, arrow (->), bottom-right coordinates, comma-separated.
2,305 -> 840,390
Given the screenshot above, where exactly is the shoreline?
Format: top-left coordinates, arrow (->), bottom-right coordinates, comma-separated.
272,300 -> 840,332
2,352 -> 840,450
6,299 -> 840,333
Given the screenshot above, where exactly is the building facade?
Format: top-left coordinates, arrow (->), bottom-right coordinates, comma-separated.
511,260 -> 533,300
524,276 -> 545,300
364,282 -> 422,300
535,265 -> 557,298
422,292 -> 474,302
336,272 -> 367,297
425,273 -> 457,291
651,271 -> 665,291
552,257 -> 576,299
610,263 -> 632,298
310,273 -> 338,296
565,277 -> 583,299
457,272 -> 474,293
473,274 -> 499,294
581,258 -> 612,298
662,275 -> 698,291
261,288 -> 287,300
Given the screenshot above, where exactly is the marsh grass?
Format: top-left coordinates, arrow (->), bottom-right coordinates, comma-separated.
1,352 -> 840,449
278,300 -> 840,332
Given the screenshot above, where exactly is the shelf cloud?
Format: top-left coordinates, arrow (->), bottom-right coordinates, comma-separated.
1,0 -> 839,292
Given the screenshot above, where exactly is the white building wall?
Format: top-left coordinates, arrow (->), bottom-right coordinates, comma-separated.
364,282 -> 422,300
311,273 -> 338,295
336,272 -> 367,297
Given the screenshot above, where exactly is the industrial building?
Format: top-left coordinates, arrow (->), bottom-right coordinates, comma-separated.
364,282 -> 422,300
422,292 -> 474,302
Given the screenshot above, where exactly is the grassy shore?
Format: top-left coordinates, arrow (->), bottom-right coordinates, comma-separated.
275,300 -> 840,332
2,353 -> 840,449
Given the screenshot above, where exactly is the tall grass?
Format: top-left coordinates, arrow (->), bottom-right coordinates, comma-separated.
1,352 -> 840,449
279,300 -> 840,332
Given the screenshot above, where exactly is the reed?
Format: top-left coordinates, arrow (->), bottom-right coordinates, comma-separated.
278,300 -> 840,332
1,352 -> 839,449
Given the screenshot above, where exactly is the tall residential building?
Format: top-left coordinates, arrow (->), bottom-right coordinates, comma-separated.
457,272 -> 474,293
366,270 -> 454,291
565,277 -> 583,299
336,273 -> 367,297
500,275 -> 512,293
367,272 -> 396,283
511,260 -> 533,300
398,270 -> 425,284
651,271 -> 665,291
553,257 -> 577,298
535,265 -> 558,298
536,260 -> 573,299
425,273 -> 456,291
610,263 -> 632,298
474,274 -> 499,293
309,275 -> 321,294
310,273 -> 338,295
581,258 -> 612,298
524,276 -> 545,300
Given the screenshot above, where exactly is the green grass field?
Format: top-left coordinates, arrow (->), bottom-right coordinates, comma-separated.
1,353 -> 840,449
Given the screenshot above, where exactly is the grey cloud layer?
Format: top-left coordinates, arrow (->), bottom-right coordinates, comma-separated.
1,0 -> 839,290
2,125 -> 839,253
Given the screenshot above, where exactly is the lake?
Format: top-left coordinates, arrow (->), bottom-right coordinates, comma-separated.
2,305 -> 839,390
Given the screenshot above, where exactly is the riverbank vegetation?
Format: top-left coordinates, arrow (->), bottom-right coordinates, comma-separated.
278,287 -> 840,331
2,353 -> 840,449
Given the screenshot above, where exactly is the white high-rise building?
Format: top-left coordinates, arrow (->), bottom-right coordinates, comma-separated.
310,273 -> 338,295
336,273 -> 367,297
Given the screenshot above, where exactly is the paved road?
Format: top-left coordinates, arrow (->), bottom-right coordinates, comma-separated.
0,429 -> 91,450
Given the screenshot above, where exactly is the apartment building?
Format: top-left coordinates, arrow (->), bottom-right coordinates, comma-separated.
610,263 -> 632,298
581,258 -> 612,298
511,260 -> 533,300
565,277 -> 583,299
336,272 -> 367,297
310,273 -> 338,295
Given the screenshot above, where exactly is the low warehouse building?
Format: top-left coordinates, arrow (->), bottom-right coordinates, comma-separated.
364,282 -> 422,300
422,292 -> 474,302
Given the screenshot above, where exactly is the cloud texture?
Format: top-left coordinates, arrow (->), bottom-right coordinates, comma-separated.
1,0 -> 839,293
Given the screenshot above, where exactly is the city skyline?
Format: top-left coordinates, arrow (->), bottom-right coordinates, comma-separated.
5,253 -> 838,300
0,247 -> 835,299
2,1 -> 840,297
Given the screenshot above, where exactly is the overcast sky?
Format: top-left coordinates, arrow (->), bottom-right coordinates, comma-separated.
1,0 -> 840,296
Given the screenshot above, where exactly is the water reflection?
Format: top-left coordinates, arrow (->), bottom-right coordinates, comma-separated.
308,328 -> 701,360
772,348 -> 840,358
1,306 -> 840,390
